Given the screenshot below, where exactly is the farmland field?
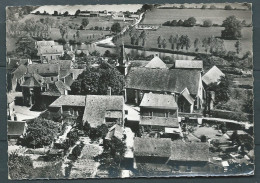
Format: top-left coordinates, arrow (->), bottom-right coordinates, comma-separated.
121,26 -> 252,55
141,8 -> 252,25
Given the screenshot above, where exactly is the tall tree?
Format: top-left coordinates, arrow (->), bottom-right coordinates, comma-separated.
194,38 -> 200,52
81,18 -> 89,28
111,22 -> 122,33
234,40 -> 242,54
157,36 -> 162,48
162,38 -> 167,48
139,30 -> 147,46
221,16 -> 242,39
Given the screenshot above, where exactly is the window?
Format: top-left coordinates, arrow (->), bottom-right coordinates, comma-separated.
51,77 -> 54,81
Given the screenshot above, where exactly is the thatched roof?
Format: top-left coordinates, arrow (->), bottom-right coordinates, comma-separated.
125,68 -> 201,95
83,95 -> 124,128
140,92 -> 177,109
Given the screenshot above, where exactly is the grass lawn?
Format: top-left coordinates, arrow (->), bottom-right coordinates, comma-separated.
120,26 -> 252,56
142,8 -> 252,25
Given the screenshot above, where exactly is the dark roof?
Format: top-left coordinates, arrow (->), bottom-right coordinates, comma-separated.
202,66 -> 225,85
7,58 -> 30,71
125,68 -> 201,95
134,137 -> 172,157
13,65 -> 27,80
27,64 -> 60,77
140,116 -> 179,127
175,60 -> 203,69
145,56 -> 168,69
8,120 -> 26,136
83,95 -> 124,128
49,95 -> 86,107
140,93 -> 178,109
42,81 -> 70,96
49,60 -> 72,70
21,76 -> 42,87
170,142 -> 209,162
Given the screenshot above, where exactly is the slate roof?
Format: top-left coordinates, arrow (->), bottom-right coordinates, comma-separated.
105,124 -> 124,140
7,58 -> 30,71
27,64 -> 60,77
70,69 -> 85,79
134,137 -> 172,157
202,66 -> 225,85
49,60 -> 72,70
21,76 -> 42,87
140,92 -> 178,109
12,65 -> 27,80
49,95 -> 86,107
175,60 -> 203,69
145,56 -> 168,69
8,120 -> 26,136
170,142 -> 209,162
180,88 -> 195,105
125,68 -> 201,95
83,95 -> 124,128
140,116 -> 179,127
41,81 -> 70,96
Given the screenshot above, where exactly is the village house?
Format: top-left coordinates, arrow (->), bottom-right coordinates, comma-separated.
37,45 -> 64,63
174,60 -> 203,70
112,12 -> 125,21
35,40 -> 55,49
49,95 -> 86,120
125,66 -> 204,113
83,95 -> 125,128
133,137 -> 212,174
139,92 -> 180,138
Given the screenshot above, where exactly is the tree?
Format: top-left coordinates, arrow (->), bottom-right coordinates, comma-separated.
23,118 -> 60,148
60,51 -> 72,60
201,5 -> 207,9
234,40 -> 242,54
202,37 -> 209,53
53,11 -> 58,16
15,38 -> 38,58
76,30 -> 80,39
169,35 -> 177,50
194,38 -> 200,52
139,30 -> 147,46
157,36 -> 162,48
183,17 -> 197,27
59,25 -> 68,39
70,61 -> 124,95
221,16 -> 242,39
81,18 -> 89,28
203,19 -> 213,27
209,5 -> 217,9
180,4 -> 186,9
111,22 -> 122,33
63,11 -> 69,16
177,19 -> 184,26
75,9 -> 81,17
224,5 -> 233,10
162,39 -> 167,48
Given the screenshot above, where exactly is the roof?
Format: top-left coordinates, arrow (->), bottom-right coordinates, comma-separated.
35,40 -> 55,47
49,60 -> 72,70
83,95 -> 124,128
42,81 -> 70,96
202,66 -> 225,85
170,142 -> 209,162
64,75 -> 74,87
49,95 -> 86,107
126,68 -> 201,95
105,124 -> 124,140
175,60 -> 203,69
21,75 -> 42,87
180,88 -> 195,105
134,137 -> 172,157
38,45 -> 64,55
12,65 -> 27,80
70,69 -> 85,79
145,56 -> 168,69
27,64 -> 60,77
7,58 -> 30,71
7,93 -> 15,104
8,120 -> 26,136
140,92 -> 178,109
140,116 -> 179,127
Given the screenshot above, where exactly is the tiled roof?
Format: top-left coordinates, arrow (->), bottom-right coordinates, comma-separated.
180,88 -> 195,105
21,76 -> 42,87
125,68 -> 201,95
12,65 -> 27,80
145,56 -> 168,69
8,120 -> 26,136
175,60 -> 203,69
170,142 -> 209,162
64,75 -> 74,87
202,66 -> 225,85
140,92 -> 178,109
140,116 -> 179,127
49,95 -> 86,107
105,124 -> 124,140
27,64 -> 60,77
83,95 -> 124,128
42,81 -> 70,96
49,60 -> 72,70
134,137 -> 172,157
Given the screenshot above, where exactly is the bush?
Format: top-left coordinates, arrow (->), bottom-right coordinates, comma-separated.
202,19 -> 213,27
57,38 -> 66,45
224,5 -> 233,10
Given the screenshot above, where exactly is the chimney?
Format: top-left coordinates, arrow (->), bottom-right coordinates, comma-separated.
154,53 -> 159,57
107,87 -> 111,96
